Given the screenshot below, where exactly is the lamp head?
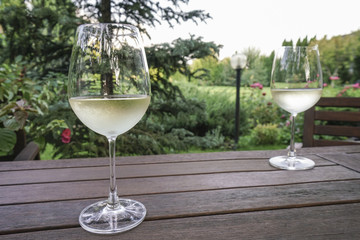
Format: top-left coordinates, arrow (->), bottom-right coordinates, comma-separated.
230,52 -> 247,69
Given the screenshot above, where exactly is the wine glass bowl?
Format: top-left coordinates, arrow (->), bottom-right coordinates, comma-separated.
269,45 -> 323,170
68,23 -> 150,234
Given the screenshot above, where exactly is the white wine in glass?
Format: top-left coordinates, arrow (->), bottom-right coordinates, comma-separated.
270,46 -> 323,170
68,23 -> 151,234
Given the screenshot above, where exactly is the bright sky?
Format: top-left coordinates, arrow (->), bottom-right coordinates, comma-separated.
144,0 -> 360,60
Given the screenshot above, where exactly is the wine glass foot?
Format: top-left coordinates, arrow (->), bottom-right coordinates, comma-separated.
79,198 -> 146,234
269,156 -> 315,170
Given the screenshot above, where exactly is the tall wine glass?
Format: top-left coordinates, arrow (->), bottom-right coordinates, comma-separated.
68,23 -> 150,234
270,45 -> 323,170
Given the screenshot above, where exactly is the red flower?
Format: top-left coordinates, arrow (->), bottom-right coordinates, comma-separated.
262,92 -> 266,96
61,128 -> 71,143
267,102 -> 272,106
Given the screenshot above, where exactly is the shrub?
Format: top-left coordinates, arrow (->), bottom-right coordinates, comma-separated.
251,123 -> 280,145
0,58 -> 63,158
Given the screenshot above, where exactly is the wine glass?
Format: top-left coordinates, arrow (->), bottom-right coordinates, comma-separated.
68,23 -> 150,234
269,45 -> 323,170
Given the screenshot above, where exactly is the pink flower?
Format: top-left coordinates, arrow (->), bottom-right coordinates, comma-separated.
281,114 -> 286,119
250,82 -> 263,89
61,128 -> 71,143
329,76 -> 340,80
352,83 -> 360,89
323,83 -> 328,87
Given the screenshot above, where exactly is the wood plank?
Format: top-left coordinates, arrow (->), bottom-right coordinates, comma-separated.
317,97 -> 360,107
303,106 -> 315,147
2,145 -> 360,172
13,142 -> 40,161
314,125 -> 360,137
319,153 -> 360,172
315,110 -> 360,122
314,139 -> 360,147
0,165 -> 359,205
0,180 -> 359,234
1,203 -> 359,239
0,155 -> 333,186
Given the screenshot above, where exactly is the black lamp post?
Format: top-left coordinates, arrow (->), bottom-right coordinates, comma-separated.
230,52 -> 246,148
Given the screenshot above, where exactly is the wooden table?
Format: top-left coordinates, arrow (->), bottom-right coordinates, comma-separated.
0,145 -> 359,239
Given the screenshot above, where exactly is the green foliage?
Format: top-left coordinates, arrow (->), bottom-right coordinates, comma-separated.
0,0 -> 81,74
188,47 -> 274,87
251,123 -> 280,145
74,0 -> 211,36
0,59 -> 46,156
282,36 -> 316,47
247,92 -> 279,127
241,57 -> 270,86
0,128 -> 16,154
282,33 -> 360,84
0,0 -> 225,159
146,35 -> 221,94
191,57 -> 234,85
241,47 -> 261,69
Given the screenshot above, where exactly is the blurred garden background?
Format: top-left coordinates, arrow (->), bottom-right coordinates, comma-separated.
1,0 -> 359,160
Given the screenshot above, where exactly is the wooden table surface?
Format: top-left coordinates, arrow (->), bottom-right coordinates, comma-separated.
0,145 -> 359,239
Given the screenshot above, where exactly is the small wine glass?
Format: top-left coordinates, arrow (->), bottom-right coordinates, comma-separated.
68,23 -> 151,234
269,45 -> 323,170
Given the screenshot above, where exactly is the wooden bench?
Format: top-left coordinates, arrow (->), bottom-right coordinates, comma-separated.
303,97 -> 360,147
13,141 -> 40,161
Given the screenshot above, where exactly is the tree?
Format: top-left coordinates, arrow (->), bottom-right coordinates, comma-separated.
282,36 -> 316,47
0,0 -> 81,73
190,57 -> 234,86
146,35 -> 221,97
240,47 -> 272,86
72,0 -> 220,96
316,31 -> 360,84
74,0 -> 211,38
0,0 -> 225,158
241,47 -> 261,69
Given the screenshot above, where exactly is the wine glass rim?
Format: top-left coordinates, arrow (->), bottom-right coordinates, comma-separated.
78,23 -> 139,33
279,45 -> 319,50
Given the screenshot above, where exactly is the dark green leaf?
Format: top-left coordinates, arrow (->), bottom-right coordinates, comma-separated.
3,118 -> 21,131
14,110 -> 28,129
0,128 -> 16,152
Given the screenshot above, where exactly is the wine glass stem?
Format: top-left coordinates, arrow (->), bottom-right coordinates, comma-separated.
108,136 -> 119,207
288,114 -> 297,159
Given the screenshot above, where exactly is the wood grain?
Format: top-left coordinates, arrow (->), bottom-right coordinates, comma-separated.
0,155 -> 332,186
315,110 -> 360,122
0,180 -> 359,234
0,165 -> 359,205
1,203 -> 359,240
317,97 -> 360,107
1,145 -> 359,172
314,125 -> 360,137
1,147 -> 360,240
319,153 -> 360,172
